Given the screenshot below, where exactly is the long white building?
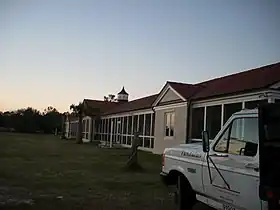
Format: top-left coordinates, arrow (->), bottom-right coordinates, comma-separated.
64,62 -> 280,154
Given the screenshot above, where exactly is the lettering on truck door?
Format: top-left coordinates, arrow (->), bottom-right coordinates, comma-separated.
202,116 -> 260,210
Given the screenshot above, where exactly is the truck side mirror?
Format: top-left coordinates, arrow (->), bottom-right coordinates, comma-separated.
202,131 -> 210,153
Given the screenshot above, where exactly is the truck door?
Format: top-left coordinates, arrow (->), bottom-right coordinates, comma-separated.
202,115 -> 261,210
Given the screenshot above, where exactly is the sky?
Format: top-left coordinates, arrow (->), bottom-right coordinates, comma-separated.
1,0 -> 280,112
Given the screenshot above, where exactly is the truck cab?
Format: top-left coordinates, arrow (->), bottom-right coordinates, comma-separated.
161,105 -> 280,210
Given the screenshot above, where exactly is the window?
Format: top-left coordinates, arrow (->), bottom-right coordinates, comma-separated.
206,105 -> 222,139
214,117 -> 258,157
165,112 -> 175,137
144,114 -> 151,136
191,107 -> 204,139
223,103 -> 242,124
245,100 -> 267,109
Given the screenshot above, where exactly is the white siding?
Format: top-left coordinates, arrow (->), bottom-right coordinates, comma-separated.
153,105 -> 187,154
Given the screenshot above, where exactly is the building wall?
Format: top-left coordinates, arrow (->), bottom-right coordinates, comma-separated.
153,105 -> 188,154
160,88 -> 181,103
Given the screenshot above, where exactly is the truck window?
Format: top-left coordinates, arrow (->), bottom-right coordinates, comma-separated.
214,117 -> 258,157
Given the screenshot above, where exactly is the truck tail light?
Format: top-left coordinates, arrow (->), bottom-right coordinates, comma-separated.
267,191 -> 274,199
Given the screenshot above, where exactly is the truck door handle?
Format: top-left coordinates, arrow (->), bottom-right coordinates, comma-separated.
245,163 -> 259,172
210,153 -> 228,157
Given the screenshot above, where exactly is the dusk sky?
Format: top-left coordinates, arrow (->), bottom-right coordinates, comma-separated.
1,0 -> 280,112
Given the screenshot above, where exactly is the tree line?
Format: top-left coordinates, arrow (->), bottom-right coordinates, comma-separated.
0,106 -> 64,134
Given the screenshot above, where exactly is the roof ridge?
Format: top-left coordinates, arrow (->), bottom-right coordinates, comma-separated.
84,99 -> 116,103
167,81 -> 194,86
125,93 -> 158,102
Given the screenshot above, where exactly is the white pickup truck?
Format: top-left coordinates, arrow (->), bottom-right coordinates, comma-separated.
161,108 -> 272,210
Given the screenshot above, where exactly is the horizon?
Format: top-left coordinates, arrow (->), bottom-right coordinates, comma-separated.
1,0 -> 280,112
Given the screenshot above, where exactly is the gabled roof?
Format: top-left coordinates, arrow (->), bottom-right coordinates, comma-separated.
83,99 -> 119,114
70,62 -> 280,117
167,82 -> 204,99
168,62 -> 280,101
103,94 -> 158,115
192,62 -> 280,100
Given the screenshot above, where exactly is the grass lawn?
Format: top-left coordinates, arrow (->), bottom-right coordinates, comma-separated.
0,132 -> 175,210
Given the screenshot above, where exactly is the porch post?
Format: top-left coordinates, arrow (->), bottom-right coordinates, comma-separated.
110,119 -> 113,148
221,104 -> 224,127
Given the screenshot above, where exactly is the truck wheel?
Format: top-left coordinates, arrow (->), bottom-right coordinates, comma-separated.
175,174 -> 196,210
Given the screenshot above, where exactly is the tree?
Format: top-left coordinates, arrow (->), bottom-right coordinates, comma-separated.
125,131 -> 143,171
41,106 -> 62,134
0,107 -> 63,134
0,112 -> 4,127
70,103 -> 84,144
104,94 -> 116,102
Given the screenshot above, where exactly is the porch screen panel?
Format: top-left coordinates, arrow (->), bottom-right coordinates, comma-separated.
133,115 -> 138,133
120,117 -> 123,134
139,114 -> 144,134
101,119 -> 104,133
123,116 -> 127,134
151,138 -> 154,148
151,113 -> 155,136
128,116 -> 132,134
82,120 -> 85,134
127,136 -> 132,145
144,114 -> 151,136
108,119 -> 112,134
206,105 -> 222,140
117,117 -> 121,142
245,99 -> 267,109
112,118 -> 116,142
86,120 -> 89,132
223,102 -> 242,124
191,107 -> 204,139
104,119 -> 108,133
144,137 -> 150,148
139,137 -> 144,147
121,117 -> 125,144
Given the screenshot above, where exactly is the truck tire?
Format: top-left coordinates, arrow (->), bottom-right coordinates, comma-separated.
175,174 -> 196,210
